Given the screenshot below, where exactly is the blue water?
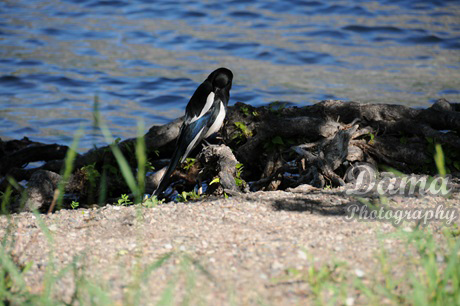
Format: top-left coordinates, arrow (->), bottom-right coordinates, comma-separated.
1,0 -> 459,150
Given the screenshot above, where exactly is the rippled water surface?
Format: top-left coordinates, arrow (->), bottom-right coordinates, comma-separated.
1,0 -> 460,149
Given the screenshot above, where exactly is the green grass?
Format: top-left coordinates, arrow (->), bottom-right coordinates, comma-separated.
268,145 -> 460,305
271,253 -> 348,305
269,225 -> 460,305
116,194 -> 133,206
0,238 -> 208,305
0,202 -> 211,305
53,128 -> 84,211
177,190 -> 201,202
362,226 -> 460,305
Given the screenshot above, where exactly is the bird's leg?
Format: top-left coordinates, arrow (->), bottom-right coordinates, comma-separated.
215,131 -> 226,145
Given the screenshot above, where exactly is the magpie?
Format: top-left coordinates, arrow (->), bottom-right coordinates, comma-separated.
153,67 -> 233,197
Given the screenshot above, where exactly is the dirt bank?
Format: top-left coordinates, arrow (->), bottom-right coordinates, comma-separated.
2,184 -> 459,305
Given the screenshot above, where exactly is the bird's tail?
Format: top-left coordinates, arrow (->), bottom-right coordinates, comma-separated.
152,124 -> 194,197
153,113 -> 210,197
152,144 -> 184,197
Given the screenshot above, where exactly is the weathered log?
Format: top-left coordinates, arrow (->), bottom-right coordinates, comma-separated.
291,125 -> 357,188
0,137 -> 69,175
23,170 -> 61,212
197,144 -> 242,194
1,98 -> 459,209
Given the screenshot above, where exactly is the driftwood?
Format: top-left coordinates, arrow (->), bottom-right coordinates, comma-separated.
197,144 -> 244,194
1,98 -> 459,212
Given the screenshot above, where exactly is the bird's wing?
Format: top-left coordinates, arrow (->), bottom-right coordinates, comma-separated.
179,111 -> 214,163
184,81 -> 214,123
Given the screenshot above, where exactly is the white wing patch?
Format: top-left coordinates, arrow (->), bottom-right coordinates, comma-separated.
181,127 -> 205,163
190,92 -> 215,123
205,101 -> 226,138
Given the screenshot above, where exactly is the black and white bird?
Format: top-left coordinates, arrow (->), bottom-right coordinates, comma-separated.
153,67 -> 233,197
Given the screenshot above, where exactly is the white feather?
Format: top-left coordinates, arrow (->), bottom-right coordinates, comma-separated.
181,127 -> 205,163
190,92 -> 215,123
205,101 -> 226,138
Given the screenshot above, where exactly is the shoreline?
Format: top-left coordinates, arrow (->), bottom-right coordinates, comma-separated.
2,185 -> 459,304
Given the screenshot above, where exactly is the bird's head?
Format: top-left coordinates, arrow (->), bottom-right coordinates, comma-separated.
207,68 -> 233,92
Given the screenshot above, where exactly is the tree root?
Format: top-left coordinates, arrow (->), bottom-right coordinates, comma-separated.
1,98 -> 459,211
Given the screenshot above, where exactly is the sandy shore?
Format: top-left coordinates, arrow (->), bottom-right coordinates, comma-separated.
2,185 -> 459,304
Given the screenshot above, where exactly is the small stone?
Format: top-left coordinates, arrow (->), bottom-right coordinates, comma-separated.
48,224 -> 58,232
346,297 -> 355,306
436,254 -> 444,263
271,261 -> 283,270
297,250 -> 308,260
355,269 -> 365,278
164,243 -> 173,249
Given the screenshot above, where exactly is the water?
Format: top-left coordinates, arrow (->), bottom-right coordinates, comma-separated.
1,0 -> 459,150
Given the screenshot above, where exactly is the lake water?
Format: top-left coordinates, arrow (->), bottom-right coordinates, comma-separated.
1,0 -> 459,150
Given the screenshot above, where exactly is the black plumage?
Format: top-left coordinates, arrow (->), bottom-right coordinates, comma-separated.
153,67 -> 233,197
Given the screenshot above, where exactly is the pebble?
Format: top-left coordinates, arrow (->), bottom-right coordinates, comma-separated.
297,249 -> 308,260
355,269 -> 365,278
436,254 -> 444,263
346,297 -> 355,306
271,261 -> 283,270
